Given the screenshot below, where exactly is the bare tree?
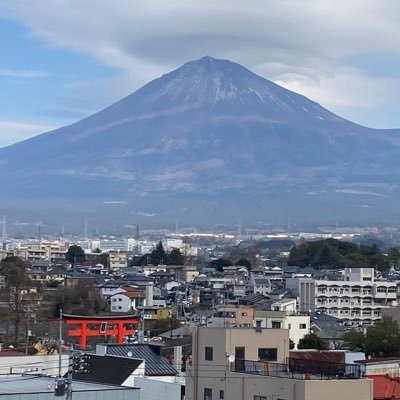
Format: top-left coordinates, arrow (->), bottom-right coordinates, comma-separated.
0,256 -> 32,344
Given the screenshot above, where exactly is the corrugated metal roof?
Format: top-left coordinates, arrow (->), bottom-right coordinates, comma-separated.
290,350 -> 345,364
104,344 -> 177,376
369,375 -> 400,399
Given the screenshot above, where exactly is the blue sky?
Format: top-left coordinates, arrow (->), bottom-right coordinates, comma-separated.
1,1 -> 400,147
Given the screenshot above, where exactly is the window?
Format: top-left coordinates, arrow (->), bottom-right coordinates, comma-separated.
258,348 -> 277,361
204,388 -> 212,400
299,323 -> 307,329
254,396 -> 267,400
271,321 -> 281,329
256,320 -> 262,328
288,323 -> 291,329
235,346 -> 245,359
205,346 -> 213,361
241,312 -> 247,316
219,389 -> 224,399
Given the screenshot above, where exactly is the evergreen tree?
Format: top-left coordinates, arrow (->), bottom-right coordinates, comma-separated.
150,241 -> 167,265
65,245 -> 86,266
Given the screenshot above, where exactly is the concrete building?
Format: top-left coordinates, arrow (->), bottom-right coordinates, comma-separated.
253,310 -> 310,349
287,268 -> 397,327
186,326 -> 372,400
211,305 -> 254,327
108,250 -> 127,269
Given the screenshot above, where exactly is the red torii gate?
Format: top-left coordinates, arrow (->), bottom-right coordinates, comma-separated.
63,314 -> 139,349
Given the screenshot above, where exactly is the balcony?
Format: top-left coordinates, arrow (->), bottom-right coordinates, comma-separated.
233,359 -> 362,380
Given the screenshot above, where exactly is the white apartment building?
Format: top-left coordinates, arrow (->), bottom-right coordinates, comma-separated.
287,268 -> 397,327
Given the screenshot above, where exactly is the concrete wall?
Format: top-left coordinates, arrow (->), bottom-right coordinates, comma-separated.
0,354 -> 69,376
133,377 -> 181,400
187,369 -> 372,400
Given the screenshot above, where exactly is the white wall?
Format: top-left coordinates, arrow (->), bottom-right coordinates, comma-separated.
130,377 -> 181,400
0,354 -> 69,376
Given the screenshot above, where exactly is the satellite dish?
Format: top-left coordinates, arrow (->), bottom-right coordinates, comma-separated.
228,355 -> 235,363
127,351 -> 133,357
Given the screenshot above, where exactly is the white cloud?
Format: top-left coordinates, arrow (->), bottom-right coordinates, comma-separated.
273,68 -> 400,109
1,1 -> 400,124
0,121 -> 57,147
0,68 -> 48,78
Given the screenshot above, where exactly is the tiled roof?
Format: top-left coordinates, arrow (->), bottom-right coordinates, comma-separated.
104,344 -> 177,376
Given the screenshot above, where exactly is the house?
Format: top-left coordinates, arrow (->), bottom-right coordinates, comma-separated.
249,275 -> 272,296
210,304 -> 254,327
95,343 -> 182,400
110,288 -> 145,313
137,306 -> 172,320
186,326 -> 372,400
253,310 -> 310,349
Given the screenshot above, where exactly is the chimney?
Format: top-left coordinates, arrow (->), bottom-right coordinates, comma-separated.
145,282 -> 154,307
173,345 -> 182,373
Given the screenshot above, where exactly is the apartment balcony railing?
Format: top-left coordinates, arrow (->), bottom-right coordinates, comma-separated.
233,359 -> 362,380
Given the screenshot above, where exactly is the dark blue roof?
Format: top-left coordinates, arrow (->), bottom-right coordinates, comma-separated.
104,344 -> 177,376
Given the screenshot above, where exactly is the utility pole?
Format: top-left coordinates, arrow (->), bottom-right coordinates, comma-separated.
66,346 -> 74,400
58,308 -> 63,377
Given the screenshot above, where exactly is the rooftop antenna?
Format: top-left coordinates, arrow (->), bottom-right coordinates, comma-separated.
61,224 -> 65,236
238,219 -> 242,242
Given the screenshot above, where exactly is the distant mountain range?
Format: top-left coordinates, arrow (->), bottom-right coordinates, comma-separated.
1,56 -> 399,230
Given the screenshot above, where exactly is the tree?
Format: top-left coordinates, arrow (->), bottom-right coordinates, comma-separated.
342,329 -> 365,352
235,258 -> 252,270
96,252 -> 109,269
150,241 -> 167,265
167,248 -> 184,265
51,278 -> 107,317
297,333 -> 328,350
0,256 -> 32,344
208,258 -> 232,272
65,245 -> 86,267
364,318 -> 400,357
388,247 -> 400,269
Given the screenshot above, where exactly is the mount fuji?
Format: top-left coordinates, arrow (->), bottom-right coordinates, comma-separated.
0,56 -> 399,228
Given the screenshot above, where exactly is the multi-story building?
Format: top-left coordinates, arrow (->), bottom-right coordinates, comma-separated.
187,326 -> 372,400
287,268 -> 397,327
108,250 -> 127,270
14,242 -> 67,262
253,310 -> 310,349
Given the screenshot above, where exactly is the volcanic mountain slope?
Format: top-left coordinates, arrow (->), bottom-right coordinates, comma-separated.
0,56 -> 399,226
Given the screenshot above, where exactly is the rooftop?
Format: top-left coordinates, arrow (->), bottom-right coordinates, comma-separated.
0,375 -> 138,394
